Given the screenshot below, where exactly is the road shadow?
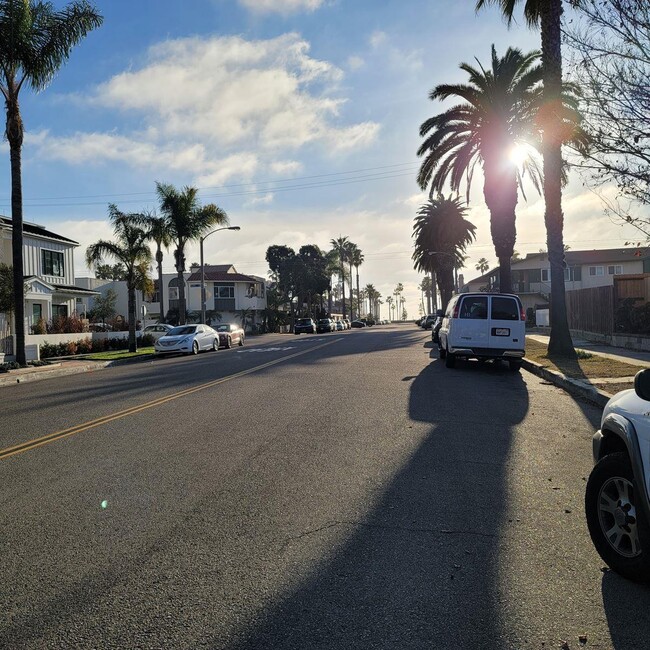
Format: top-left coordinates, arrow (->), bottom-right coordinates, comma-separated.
219,354 -> 529,648
601,571 -> 650,648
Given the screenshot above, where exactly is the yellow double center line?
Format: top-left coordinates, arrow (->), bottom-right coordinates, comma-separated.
1,338 -> 340,461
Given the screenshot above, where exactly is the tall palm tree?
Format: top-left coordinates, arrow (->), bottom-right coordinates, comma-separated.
0,0 -> 103,365
394,283 -> 404,320
412,195 -> 477,309
364,283 -> 376,318
330,236 -> 349,318
86,206 -> 152,353
418,45 -> 545,294
386,295 -> 394,321
476,0 -> 587,357
351,246 -> 364,320
140,213 -> 172,323
156,182 -> 229,325
324,248 -> 339,316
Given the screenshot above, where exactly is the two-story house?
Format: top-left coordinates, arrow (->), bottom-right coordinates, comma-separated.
0,216 -> 98,336
462,247 -> 650,311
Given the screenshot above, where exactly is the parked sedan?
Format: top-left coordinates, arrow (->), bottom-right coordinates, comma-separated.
334,319 -> 345,331
154,324 -> 219,355
215,323 -> 245,348
138,323 -> 173,340
351,320 -> 367,328
316,318 -> 334,333
294,318 -> 317,334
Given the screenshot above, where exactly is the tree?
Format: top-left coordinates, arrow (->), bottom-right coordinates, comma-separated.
95,263 -> 127,281
419,275 -> 433,314
0,0 -> 102,364
351,245 -> 364,321
86,206 -> 153,353
412,195 -> 477,309
386,295 -> 394,321
475,257 -> 490,275
330,236 -> 349,318
418,45 -> 547,293
143,213 -> 172,323
565,0 -> 650,231
156,182 -> 229,325
90,288 -> 117,326
476,0 -> 587,357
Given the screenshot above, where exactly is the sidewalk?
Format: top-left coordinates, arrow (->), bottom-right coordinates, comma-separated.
523,334 -> 649,408
0,359 -> 110,387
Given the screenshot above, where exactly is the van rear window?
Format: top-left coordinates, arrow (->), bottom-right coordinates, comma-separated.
491,297 -> 519,321
460,296 -> 487,319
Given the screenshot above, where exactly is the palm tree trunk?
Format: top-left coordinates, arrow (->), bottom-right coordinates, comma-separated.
156,248 -> 165,322
355,268 -> 360,319
7,95 -> 26,366
127,284 -> 137,353
541,0 -> 575,358
340,266 -> 346,318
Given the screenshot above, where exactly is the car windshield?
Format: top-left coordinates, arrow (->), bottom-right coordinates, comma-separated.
168,326 -> 196,336
318,319 -> 330,324
297,319 -> 311,325
216,325 -> 230,331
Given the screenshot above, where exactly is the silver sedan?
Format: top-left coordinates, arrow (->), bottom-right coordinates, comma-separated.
154,324 -> 219,355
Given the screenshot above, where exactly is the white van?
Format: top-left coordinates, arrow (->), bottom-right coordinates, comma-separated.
437,293 -> 526,370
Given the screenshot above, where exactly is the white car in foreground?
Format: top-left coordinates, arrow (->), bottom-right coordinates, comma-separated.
586,369 -> 650,581
154,324 -> 219,356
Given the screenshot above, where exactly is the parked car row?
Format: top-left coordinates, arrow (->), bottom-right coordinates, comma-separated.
153,323 -> 245,355
295,317 -> 353,334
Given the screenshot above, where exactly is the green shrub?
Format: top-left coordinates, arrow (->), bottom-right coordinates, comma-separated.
140,333 -> 155,347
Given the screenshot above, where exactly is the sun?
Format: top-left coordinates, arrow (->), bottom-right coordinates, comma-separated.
508,143 -> 529,167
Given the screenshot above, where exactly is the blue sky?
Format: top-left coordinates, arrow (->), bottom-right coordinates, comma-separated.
0,0 -> 639,317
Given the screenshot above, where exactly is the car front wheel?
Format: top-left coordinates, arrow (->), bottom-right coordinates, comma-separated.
239,335 -> 244,346
212,339 -> 219,352
192,341 -> 199,355
585,451 -> 650,582
225,336 -> 232,349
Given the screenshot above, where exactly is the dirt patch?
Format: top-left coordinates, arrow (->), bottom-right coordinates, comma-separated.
525,338 -> 641,380
592,381 -> 635,394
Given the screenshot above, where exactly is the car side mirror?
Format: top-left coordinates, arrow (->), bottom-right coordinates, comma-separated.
634,368 -> 650,402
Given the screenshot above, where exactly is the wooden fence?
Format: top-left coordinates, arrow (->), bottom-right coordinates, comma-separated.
614,274 -> 650,303
565,285 -> 614,335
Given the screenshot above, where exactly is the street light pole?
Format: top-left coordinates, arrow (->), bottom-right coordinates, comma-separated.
200,226 -> 241,324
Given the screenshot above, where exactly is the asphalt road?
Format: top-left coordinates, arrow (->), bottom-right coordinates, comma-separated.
2,324 -> 650,649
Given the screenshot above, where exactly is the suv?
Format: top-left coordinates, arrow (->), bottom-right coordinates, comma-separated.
294,318 -> 317,334
316,318 -> 334,333
585,369 -> 650,582
437,293 -> 525,370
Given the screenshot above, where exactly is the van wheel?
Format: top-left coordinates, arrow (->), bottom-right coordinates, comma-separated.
439,343 -> 446,359
445,349 -> 456,368
509,360 -> 522,372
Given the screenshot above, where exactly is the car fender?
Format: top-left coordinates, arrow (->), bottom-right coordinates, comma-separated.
595,412 -> 650,525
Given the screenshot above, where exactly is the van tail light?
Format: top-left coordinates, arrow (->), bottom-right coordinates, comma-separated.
520,307 -> 526,321
453,303 -> 460,318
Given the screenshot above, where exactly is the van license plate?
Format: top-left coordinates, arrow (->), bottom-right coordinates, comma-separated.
494,328 -> 510,336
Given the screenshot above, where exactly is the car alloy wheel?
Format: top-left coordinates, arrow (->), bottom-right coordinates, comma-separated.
585,452 -> 650,581
239,336 -> 244,346
226,336 -> 232,349
212,339 -> 219,352
192,341 -> 199,355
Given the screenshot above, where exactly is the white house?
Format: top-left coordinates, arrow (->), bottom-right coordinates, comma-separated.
0,215 -> 98,337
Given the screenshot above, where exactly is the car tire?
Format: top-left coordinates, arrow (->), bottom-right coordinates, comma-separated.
239,335 -> 244,346
192,341 -> 199,355
509,360 -> 522,372
439,342 -> 447,359
212,339 -> 219,352
585,451 -> 650,582
445,347 -> 456,368
225,336 -> 232,349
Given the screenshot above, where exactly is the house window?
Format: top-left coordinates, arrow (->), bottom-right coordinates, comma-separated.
589,266 -> 604,277
541,269 -> 549,282
52,304 -> 68,318
42,250 -> 64,277
564,266 -> 582,281
32,303 -> 42,321
608,265 -> 623,275
216,284 -> 235,298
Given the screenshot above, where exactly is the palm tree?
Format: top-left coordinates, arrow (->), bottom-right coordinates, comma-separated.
418,45 -> 546,294
86,206 -> 152,353
394,283 -> 404,320
351,246 -> 364,320
364,283 -> 376,318
140,213 -> 172,323
476,0 -> 587,357
156,182 -> 229,325
412,195 -> 477,309
330,236 -> 349,318
475,257 -> 490,275
0,0 -> 102,365
386,295 -> 394,321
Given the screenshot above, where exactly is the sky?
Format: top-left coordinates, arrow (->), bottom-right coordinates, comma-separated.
0,0 -> 642,319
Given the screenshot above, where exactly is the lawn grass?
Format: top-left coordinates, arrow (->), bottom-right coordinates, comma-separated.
82,347 -> 155,361
525,338 -> 639,383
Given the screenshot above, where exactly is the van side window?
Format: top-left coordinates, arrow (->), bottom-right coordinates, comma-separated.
491,297 -> 519,321
460,296 -> 487,319
445,297 -> 457,318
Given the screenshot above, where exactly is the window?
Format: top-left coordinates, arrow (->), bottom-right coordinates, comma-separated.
42,250 -> 64,277
589,266 -> 604,277
32,304 -> 42,321
608,265 -> 623,275
216,285 -> 235,298
541,269 -> 549,282
52,304 -> 68,318
564,266 -> 582,281
460,296 -> 487,319
491,297 -> 519,321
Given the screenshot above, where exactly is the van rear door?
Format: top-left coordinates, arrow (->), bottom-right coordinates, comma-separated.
456,295 -> 489,347
488,295 -> 524,350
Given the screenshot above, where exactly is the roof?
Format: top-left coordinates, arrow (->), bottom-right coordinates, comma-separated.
187,268 -> 263,283
0,215 -> 78,245
565,247 -> 649,265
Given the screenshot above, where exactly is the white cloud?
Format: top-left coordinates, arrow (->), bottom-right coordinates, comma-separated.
270,160 -> 303,175
30,33 -> 379,183
347,55 -> 364,71
238,0 -> 325,14
246,193 -> 275,207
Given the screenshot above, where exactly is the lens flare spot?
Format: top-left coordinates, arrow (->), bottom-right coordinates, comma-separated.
101,500 -> 108,510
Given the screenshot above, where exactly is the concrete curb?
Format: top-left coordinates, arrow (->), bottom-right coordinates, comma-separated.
521,358 -> 612,408
0,360 -> 109,387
